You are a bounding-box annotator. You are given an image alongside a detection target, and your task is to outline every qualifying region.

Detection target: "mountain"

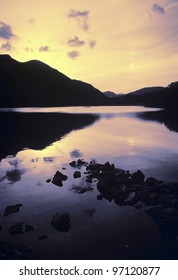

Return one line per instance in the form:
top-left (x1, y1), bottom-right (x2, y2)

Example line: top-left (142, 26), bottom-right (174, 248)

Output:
top-left (113, 83), bottom-right (178, 109)
top-left (126, 87), bottom-right (164, 96)
top-left (104, 91), bottom-right (125, 98)
top-left (104, 91), bottom-right (117, 98)
top-left (0, 55), bottom-right (107, 107)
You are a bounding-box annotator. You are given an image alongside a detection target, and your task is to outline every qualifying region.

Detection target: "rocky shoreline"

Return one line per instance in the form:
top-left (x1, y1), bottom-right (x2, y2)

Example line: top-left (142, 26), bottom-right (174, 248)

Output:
top-left (1, 159), bottom-right (178, 259)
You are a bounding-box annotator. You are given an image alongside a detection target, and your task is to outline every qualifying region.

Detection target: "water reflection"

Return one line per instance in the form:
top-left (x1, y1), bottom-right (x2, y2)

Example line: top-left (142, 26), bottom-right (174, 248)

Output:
top-left (1, 106), bottom-right (178, 260)
top-left (137, 109), bottom-right (178, 133)
top-left (70, 149), bottom-right (83, 158)
top-left (0, 112), bottom-right (99, 160)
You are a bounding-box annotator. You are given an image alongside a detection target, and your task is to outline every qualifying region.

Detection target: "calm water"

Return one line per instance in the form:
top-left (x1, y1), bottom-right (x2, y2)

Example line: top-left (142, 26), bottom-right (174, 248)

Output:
top-left (1, 106), bottom-right (178, 259)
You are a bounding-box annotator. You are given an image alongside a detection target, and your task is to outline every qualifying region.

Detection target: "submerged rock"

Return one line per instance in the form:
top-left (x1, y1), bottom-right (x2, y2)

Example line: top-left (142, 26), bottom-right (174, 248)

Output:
top-left (51, 212), bottom-right (71, 232)
top-left (145, 177), bottom-right (158, 185)
top-left (38, 235), bottom-right (48, 240)
top-left (0, 242), bottom-right (29, 259)
top-left (9, 222), bottom-right (34, 235)
top-left (9, 222), bottom-right (25, 235)
top-left (4, 204), bottom-right (23, 216)
top-left (73, 171), bottom-right (81, 178)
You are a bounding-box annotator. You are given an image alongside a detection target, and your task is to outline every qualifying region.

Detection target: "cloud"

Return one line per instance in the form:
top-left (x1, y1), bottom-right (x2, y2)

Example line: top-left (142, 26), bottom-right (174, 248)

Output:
top-left (25, 47), bottom-right (34, 52)
top-left (67, 36), bottom-right (85, 47)
top-left (67, 9), bottom-right (90, 31)
top-left (0, 22), bottom-right (15, 40)
top-left (28, 18), bottom-right (35, 24)
top-left (152, 3), bottom-right (165, 14)
top-left (89, 40), bottom-right (96, 48)
top-left (39, 46), bottom-right (50, 52)
top-left (67, 50), bottom-right (80, 59)
top-left (67, 10), bottom-right (90, 18)
top-left (1, 42), bottom-right (12, 51)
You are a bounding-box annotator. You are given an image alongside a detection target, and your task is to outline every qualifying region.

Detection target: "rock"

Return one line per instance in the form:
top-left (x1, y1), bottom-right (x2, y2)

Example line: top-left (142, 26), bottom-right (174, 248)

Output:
top-left (4, 204), bottom-right (23, 216)
top-left (100, 161), bottom-right (115, 172)
top-left (86, 163), bottom-right (101, 176)
top-left (69, 161), bottom-right (76, 167)
top-left (52, 178), bottom-right (63, 187)
top-left (163, 208), bottom-right (178, 216)
top-left (77, 159), bottom-right (86, 166)
top-left (86, 176), bottom-right (92, 183)
top-left (0, 242), bottom-right (29, 259)
top-left (54, 171), bottom-right (68, 181)
top-left (97, 194), bottom-right (103, 200)
top-left (123, 192), bottom-right (137, 206)
top-left (145, 177), bottom-right (158, 185)
top-left (157, 182), bottom-right (178, 194)
top-left (144, 205), bottom-right (164, 222)
top-left (149, 193), bottom-right (161, 206)
top-left (132, 170), bottom-right (145, 184)
top-left (97, 171), bottom-right (115, 190)
top-left (51, 212), bottom-right (71, 232)
top-left (135, 201), bottom-right (143, 209)
top-left (136, 189), bottom-right (150, 204)
top-left (18, 244), bottom-right (32, 252)
top-left (9, 222), bottom-right (25, 235)
top-left (9, 223), bottom-right (34, 235)
top-left (71, 185), bottom-right (94, 194)
top-left (115, 170), bottom-right (129, 186)
top-left (38, 235), bottom-right (48, 240)
top-left (73, 171), bottom-right (81, 178)
top-left (52, 171), bottom-right (68, 187)
top-left (161, 195), bottom-right (176, 208)
top-left (114, 190), bottom-right (128, 206)
top-left (46, 179), bottom-right (51, 183)
top-left (25, 225), bottom-right (34, 232)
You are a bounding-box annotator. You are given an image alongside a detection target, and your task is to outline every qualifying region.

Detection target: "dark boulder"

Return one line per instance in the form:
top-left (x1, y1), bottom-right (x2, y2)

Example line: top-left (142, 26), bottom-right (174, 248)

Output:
top-left (97, 194), bottom-right (103, 200)
top-left (114, 190), bottom-right (128, 206)
top-left (4, 204), bottom-right (23, 216)
top-left (73, 171), bottom-right (81, 178)
top-left (123, 191), bottom-right (137, 206)
top-left (9, 222), bottom-right (34, 235)
top-left (77, 159), bottom-right (86, 166)
top-left (145, 177), bottom-right (158, 185)
top-left (52, 171), bottom-right (68, 187)
top-left (38, 235), bottom-right (48, 240)
top-left (69, 161), bottom-right (76, 167)
top-left (132, 170), bottom-right (145, 184)
top-left (144, 205), bottom-right (164, 222)
top-left (51, 212), bottom-right (71, 232)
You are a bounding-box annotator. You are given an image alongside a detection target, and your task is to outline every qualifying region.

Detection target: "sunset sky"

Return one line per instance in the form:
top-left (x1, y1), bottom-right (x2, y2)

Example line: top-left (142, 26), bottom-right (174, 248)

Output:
top-left (0, 0), bottom-right (178, 93)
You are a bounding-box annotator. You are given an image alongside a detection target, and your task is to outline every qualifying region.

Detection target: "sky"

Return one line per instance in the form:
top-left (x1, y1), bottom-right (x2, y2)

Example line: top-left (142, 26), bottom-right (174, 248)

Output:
top-left (0, 0), bottom-right (178, 93)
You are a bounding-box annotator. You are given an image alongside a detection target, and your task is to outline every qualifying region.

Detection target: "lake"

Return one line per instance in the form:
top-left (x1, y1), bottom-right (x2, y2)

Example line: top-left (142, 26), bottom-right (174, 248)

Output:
top-left (1, 106), bottom-right (178, 259)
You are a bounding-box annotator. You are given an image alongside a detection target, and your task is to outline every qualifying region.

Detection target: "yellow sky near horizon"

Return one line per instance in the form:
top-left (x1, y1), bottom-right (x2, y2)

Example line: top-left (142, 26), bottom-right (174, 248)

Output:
top-left (0, 0), bottom-right (178, 93)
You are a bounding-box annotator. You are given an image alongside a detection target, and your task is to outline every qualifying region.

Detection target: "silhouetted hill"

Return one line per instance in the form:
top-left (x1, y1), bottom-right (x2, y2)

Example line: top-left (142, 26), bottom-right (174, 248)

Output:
top-left (0, 55), bottom-right (107, 107)
top-left (113, 83), bottom-right (178, 109)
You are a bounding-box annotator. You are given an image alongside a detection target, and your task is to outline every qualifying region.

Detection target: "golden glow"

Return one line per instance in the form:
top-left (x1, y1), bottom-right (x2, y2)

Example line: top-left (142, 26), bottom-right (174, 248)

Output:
top-left (0, 0), bottom-right (178, 92)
